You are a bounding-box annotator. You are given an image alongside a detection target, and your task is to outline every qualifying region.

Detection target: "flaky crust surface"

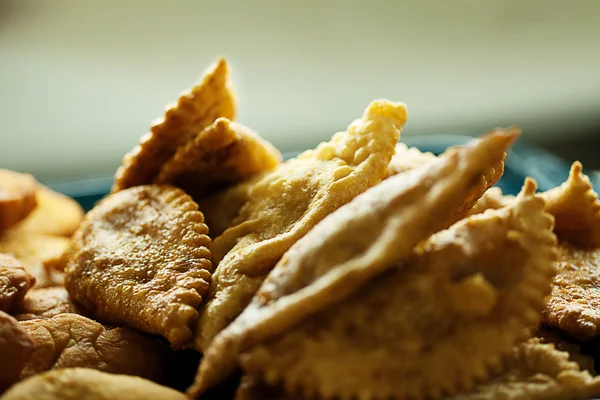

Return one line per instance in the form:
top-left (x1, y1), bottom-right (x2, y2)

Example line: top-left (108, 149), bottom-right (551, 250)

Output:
top-left (543, 245), bottom-right (600, 340)
top-left (0, 311), bottom-right (33, 391)
top-left (11, 186), bottom-right (83, 237)
top-left (189, 130), bottom-right (519, 396)
top-left (540, 162), bottom-right (600, 341)
top-left (1, 368), bottom-right (187, 400)
top-left (155, 117), bottom-right (281, 199)
top-left (239, 182), bottom-right (556, 400)
top-left (19, 313), bottom-right (168, 382)
top-left (13, 287), bottom-right (83, 321)
top-left (0, 170), bottom-right (37, 231)
top-left (192, 100), bottom-right (407, 353)
top-left (64, 185), bottom-right (212, 348)
top-left (112, 58), bottom-right (236, 192)
top-left (0, 231), bottom-right (70, 288)
top-left (448, 340), bottom-right (600, 400)
top-left (0, 253), bottom-right (35, 313)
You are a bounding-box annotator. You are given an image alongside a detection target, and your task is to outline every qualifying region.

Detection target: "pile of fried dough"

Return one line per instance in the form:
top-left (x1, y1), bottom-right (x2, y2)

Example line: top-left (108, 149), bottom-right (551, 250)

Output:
top-left (2, 58), bottom-right (600, 400)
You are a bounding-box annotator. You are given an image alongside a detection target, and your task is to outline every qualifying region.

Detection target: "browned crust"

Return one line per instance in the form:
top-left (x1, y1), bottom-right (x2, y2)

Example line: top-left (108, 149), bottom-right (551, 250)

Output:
top-left (189, 129), bottom-right (520, 397)
top-left (239, 181), bottom-right (556, 400)
top-left (155, 117), bottom-right (281, 199)
top-left (64, 185), bottom-right (212, 348)
top-left (0, 169), bottom-right (38, 231)
top-left (112, 58), bottom-right (236, 192)
top-left (0, 253), bottom-right (35, 313)
top-left (0, 311), bottom-right (34, 391)
top-left (542, 244), bottom-right (600, 340)
top-left (19, 314), bottom-right (169, 382)
top-left (13, 286), bottom-right (84, 321)
top-left (192, 100), bottom-right (407, 356)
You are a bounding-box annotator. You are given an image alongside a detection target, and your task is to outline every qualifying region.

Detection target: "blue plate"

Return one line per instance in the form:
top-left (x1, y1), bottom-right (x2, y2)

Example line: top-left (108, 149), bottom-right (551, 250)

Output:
top-left (48, 136), bottom-right (597, 211)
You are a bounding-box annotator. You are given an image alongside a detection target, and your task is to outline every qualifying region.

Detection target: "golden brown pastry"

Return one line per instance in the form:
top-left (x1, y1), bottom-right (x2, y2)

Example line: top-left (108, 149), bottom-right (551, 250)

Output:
top-left (190, 129), bottom-right (520, 396)
top-left (469, 187), bottom-right (514, 215)
top-left (155, 117), bottom-right (281, 200)
top-left (0, 231), bottom-right (69, 288)
top-left (530, 326), bottom-right (596, 374)
top-left (447, 340), bottom-right (600, 400)
top-left (196, 174), bottom-right (263, 239)
top-left (193, 99), bottom-right (407, 352)
top-left (19, 313), bottom-right (168, 382)
top-left (13, 287), bottom-right (83, 321)
top-left (0, 311), bottom-right (33, 391)
top-left (11, 186), bottom-right (84, 237)
top-left (542, 161), bottom-right (600, 248)
top-left (438, 129), bottom-right (512, 227)
top-left (1, 368), bottom-right (187, 400)
top-left (540, 162), bottom-right (600, 341)
top-left (387, 141), bottom-right (438, 176)
top-left (543, 244), bottom-right (600, 341)
top-left (0, 253), bottom-right (35, 313)
top-left (234, 374), bottom-right (297, 400)
top-left (237, 181), bottom-right (556, 400)
top-left (64, 185), bottom-right (212, 348)
top-left (112, 58), bottom-right (236, 192)
top-left (0, 170), bottom-right (37, 232)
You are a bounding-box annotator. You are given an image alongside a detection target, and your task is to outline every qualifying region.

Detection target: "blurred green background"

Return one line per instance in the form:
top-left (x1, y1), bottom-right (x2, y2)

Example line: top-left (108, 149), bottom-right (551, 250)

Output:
top-left (1, 0), bottom-right (599, 182)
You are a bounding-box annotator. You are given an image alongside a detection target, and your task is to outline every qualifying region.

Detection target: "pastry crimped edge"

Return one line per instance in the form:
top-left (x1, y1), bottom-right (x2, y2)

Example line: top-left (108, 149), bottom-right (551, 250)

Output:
top-left (112, 58), bottom-right (236, 192)
top-left (246, 179), bottom-right (557, 400)
top-left (65, 185), bottom-right (212, 348)
top-left (542, 161), bottom-right (600, 248)
top-left (187, 129), bottom-right (519, 398)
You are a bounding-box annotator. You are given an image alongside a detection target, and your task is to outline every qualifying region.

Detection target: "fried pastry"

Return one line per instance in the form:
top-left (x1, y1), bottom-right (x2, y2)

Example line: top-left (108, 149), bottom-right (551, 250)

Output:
top-left (0, 231), bottom-right (70, 287)
top-left (543, 244), bottom-right (600, 341)
top-left (447, 340), bottom-right (600, 400)
top-left (11, 186), bottom-right (84, 237)
top-left (0, 311), bottom-right (33, 391)
top-left (236, 181), bottom-right (556, 400)
top-left (0, 253), bottom-right (35, 313)
top-left (542, 161), bottom-right (600, 248)
top-left (235, 374), bottom-right (297, 400)
top-left (469, 187), bottom-right (514, 215)
top-left (19, 313), bottom-right (168, 382)
top-left (155, 117), bottom-right (281, 199)
top-left (540, 162), bottom-right (600, 341)
top-left (64, 185), bottom-right (212, 348)
top-left (530, 326), bottom-right (596, 374)
top-left (1, 368), bottom-right (187, 400)
top-left (112, 58), bottom-right (236, 192)
top-left (190, 129), bottom-right (519, 396)
top-left (439, 129), bottom-right (512, 227)
top-left (193, 99), bottom-right (407, 352)
top-left (13, 287), bottom-right (83, 321)
top-left (0, 169), bottom-right (37, 231)
top-left (196, 175), bottom-right (262, 239)
top-left (387, 142), bottom-right (438, 176)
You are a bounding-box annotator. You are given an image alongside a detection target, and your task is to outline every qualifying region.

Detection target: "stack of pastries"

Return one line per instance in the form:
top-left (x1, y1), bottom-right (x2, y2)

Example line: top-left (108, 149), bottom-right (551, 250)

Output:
top-left (1, 58), bottom-right (600, 400)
